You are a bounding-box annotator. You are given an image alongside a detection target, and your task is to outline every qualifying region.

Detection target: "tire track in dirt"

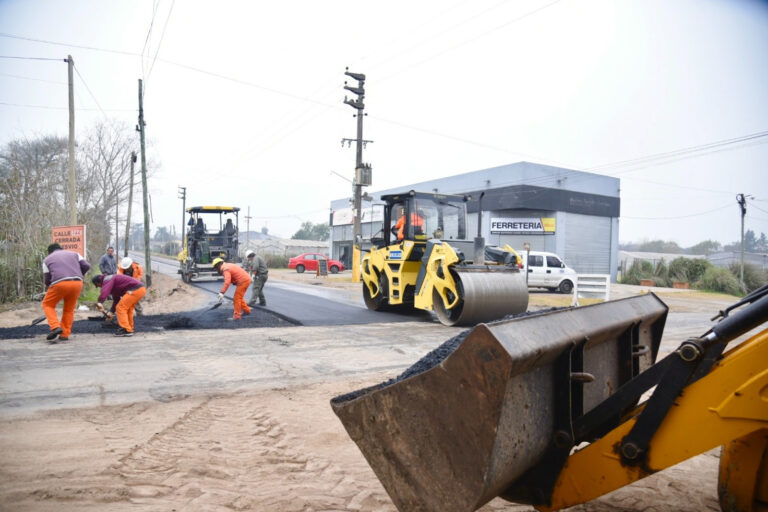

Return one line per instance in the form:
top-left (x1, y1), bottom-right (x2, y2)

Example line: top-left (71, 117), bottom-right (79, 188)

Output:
top-left (109, 394), bottom-right (395, 511)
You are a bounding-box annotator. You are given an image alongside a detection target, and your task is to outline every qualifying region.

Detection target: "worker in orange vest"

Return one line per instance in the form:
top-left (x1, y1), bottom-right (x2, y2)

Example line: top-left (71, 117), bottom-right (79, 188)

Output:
top-left (393, 205), bottom-right (425, 241)
top-left (117, 257), bottom-right (144, 282)
top-left (212, 257), bottom-right (252, 320)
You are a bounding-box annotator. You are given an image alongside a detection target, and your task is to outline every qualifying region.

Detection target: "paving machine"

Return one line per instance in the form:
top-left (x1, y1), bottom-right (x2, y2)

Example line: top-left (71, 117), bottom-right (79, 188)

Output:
top-left (332, 287), bottom-right (768, 511)
top-left (361, 191), bottom-right (528, 326)
top-left (177, 206), bottom-right (240, 282)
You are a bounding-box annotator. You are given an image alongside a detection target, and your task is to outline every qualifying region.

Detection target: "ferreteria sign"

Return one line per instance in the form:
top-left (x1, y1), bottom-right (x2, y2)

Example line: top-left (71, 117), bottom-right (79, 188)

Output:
top-left (51, 225), bottom-right (87, 257)
top-left (490, 217), bottom-right (556, 234)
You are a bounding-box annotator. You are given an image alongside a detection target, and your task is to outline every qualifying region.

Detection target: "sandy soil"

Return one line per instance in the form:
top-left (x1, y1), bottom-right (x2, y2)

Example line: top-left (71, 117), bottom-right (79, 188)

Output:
top-left (0, 272), bottom-right (743, 511)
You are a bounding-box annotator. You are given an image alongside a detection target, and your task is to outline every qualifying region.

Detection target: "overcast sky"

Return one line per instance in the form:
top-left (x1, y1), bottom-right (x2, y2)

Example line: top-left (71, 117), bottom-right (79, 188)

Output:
top-left (1, 0), bottom-right (766, 247)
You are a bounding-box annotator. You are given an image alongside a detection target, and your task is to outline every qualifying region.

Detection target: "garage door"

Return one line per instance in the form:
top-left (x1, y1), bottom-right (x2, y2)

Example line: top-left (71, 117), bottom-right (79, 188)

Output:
top-left (564, 213), bottom-right (611, 274)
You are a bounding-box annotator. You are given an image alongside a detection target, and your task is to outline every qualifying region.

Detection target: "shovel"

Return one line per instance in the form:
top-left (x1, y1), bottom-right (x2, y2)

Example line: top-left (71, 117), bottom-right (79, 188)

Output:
top-left (206, 301), bottom-right (223, 312)
top-left (30, 315), bottom-right (46, 326)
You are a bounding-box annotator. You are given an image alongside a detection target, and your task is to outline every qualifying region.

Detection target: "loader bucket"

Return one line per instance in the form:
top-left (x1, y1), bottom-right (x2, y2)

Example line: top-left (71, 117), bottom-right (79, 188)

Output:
top-left (331, 294), bottom-right (668, 512)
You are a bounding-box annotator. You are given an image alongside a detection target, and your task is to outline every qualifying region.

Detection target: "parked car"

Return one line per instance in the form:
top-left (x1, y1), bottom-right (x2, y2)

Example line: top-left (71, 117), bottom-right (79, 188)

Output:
top-left (520, 251), bottom-right (577, 293)
top-left (288, 253), bottom-right (345, 274)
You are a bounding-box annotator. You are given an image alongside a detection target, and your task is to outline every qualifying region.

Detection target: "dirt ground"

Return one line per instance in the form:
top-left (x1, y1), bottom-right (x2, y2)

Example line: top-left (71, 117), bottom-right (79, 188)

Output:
top-left (0, 272), bottom-right (745, 512)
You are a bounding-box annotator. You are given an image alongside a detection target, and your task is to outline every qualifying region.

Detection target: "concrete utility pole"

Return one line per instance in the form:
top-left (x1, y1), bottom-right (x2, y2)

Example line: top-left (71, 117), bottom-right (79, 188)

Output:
top-left (124, 152), bottom-right (136, 257)
top-left (138, 79), bottom-right (152, 286)
top-left (245, 206), bottom-right (252, 252)
top-left (66, 55), bottom-right (76, 225)
top-left (343, 68), bottom-right (372, 282)
top-left (178, 186), bottom-right (186, 252)
top-left (737, 193), bottom-right (747, 286)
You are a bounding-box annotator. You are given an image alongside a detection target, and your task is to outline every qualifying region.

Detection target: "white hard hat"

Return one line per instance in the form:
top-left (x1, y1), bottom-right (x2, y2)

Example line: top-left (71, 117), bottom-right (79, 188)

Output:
top-left (120, 257), bottom-right (133, 269)
top-left (245, 250), bottom-right (255, 258)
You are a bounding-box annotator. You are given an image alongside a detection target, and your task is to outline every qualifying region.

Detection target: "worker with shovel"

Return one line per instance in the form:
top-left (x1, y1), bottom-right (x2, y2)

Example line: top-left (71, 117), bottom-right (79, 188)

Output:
top-left (212, 257), bottom-right (251, 320)
top-left (41, 243), bottom-right (91, 342)
top-left (92, 273), bottom-right (146, 337)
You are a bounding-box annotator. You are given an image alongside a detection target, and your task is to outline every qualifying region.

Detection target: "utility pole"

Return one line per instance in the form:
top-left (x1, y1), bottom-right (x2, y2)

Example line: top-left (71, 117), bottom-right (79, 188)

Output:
top-left (115, 199), bottom-right (119, 255)
top-left (245, 206), bottom-right (252, 252)
top-left (66, 55), bottom-right (76, 225)
top-left (178, 186), bottom-right (186, 253)
top-left (737, 193), bottom-right (747, 287)
top-left (343, 68), bottom-right (372, 282)
top-left (138, 79), bottom-right (152, 286)
top-left (124, 152), bottom-right (136, 256)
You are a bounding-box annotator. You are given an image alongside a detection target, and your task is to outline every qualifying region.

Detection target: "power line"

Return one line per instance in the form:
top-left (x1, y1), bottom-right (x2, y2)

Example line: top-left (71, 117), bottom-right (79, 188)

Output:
top-left (73, 64), bottom-right (107, 117)
top-left (0, 71), bottom-right (65, 84)
top-left (586, 130), bottom-right (768, 173)
top-left (0, 101), bottom-right (134, 112)
top-left (0, 55), bottom-right (63, 61)
top-left (622, 202), bottom-right (732, 220)
top-left (146, 0), bottom-right (175, 80)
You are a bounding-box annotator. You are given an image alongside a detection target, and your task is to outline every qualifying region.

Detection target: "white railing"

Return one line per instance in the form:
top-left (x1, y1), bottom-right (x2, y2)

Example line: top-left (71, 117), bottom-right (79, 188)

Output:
top-left (572, 274), bottom-right (610, 306)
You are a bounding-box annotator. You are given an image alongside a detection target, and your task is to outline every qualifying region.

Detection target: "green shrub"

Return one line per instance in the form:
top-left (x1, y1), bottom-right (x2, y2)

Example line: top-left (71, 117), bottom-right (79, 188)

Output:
top-left (653, 259), bottom-right (670, 288)
top-left (695, 267), bottom-right (744, 296)
top-left (668, 257), bottom-right (711, 284)
top-left (621, 259), bottom-right (654, 285)
top-left (263, 253), bottom-right (289, 269)
top-left (729, 262), bottom-right (768, 293)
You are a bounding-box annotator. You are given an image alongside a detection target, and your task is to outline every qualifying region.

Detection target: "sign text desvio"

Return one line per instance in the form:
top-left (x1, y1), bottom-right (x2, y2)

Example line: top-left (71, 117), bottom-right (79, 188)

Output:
top-left (52, 225), bottom-right (87, 258)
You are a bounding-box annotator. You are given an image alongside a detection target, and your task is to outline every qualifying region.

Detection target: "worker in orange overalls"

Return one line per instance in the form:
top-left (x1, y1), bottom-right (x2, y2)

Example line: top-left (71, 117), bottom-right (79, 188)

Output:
top-left (41, 243), bottom-right (91, 342)
top-left (393, 205), bottom-right (425, 241)
top-left (117, 256), bottom-right (144, 282)
top-left (213, 257), bottom-right (252, 320)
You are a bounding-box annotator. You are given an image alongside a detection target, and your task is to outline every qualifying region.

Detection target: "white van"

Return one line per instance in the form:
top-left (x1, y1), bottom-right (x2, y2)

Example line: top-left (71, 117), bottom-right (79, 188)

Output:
top-left (520, 251), bottom-right (577, 294)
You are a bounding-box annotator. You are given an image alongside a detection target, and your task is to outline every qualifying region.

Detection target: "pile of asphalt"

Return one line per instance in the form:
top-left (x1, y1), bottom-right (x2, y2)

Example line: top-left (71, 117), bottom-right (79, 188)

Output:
top-left (331, 307), bottom-right (566, 406)
top-left (0, 305), bottom-right (298, 340)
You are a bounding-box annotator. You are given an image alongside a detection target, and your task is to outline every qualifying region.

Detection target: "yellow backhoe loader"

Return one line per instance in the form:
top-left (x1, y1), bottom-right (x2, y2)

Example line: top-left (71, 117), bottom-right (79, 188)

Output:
top-left (332, 287), bottom-right (768, 511)
top-left (361, 191), bottom-right (528, 326)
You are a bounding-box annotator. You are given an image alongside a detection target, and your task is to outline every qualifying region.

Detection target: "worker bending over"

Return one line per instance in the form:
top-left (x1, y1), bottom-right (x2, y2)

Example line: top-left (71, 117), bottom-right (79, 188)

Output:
top-left (93, 273), bottom-right (146, 337)
top-left (213, 257), bottom-right (251, 320)
top-left (243, 250), bottom-right (268, 307)
top-left (41, 243), bottom-right (91, 342)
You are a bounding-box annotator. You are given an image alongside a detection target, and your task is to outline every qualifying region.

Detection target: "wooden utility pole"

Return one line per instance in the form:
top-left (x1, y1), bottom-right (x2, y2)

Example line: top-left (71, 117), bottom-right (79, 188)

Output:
top-left (67, 55), bottom-right (76, 225)
top-left (115, 199), bottom-right (119, 255)
top-left (138, 80), bottom-right (152, 286)
top-left (124, 152), bottom-right (136, 257)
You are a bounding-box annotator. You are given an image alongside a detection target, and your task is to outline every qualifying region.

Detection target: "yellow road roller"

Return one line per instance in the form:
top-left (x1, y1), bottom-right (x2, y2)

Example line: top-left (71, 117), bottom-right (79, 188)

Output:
top-left (361, 191), bottom-right (528, 326)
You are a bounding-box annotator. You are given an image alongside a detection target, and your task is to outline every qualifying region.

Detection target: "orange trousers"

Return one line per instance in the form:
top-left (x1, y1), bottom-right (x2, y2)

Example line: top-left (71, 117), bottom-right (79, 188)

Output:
top-left (233, 278), bottom-right (251, 319)
top-left (116, 287), bottom-right (146, 333)
top-left (42, 280), bottom-right (83, 337)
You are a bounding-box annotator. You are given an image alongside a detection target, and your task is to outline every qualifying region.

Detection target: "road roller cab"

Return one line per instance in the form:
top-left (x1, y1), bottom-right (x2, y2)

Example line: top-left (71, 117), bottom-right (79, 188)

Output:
top-left (361, 191), bottom-right (529, 326)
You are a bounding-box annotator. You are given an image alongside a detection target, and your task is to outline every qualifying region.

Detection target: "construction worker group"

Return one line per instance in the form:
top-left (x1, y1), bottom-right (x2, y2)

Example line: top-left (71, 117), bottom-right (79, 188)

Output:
top-left (41, 244), bottom-right (146, 342)
top-left (41, 244), bottom-right (268, 340)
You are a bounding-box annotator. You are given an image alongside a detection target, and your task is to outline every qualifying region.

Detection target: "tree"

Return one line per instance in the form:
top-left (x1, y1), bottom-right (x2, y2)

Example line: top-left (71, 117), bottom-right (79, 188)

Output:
top-left (637, 240), bottom-right (682, 253)
top-left (292, 221), bottom-right (329, 241)
top-left (686, 240), bottom-right (721, 255)
top-left (0, 120), bottom-right (146, 302)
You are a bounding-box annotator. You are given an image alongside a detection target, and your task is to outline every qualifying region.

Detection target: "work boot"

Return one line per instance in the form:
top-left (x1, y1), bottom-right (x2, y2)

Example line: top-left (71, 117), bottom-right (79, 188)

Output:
top-left (46, 327), bottom-right (62, 341)
top-left (259, 301), bottom-right (267, 306)
top-left (114, 328), bottom-right (133, 337)
top-left (58, 336), bottom-right (69, 341)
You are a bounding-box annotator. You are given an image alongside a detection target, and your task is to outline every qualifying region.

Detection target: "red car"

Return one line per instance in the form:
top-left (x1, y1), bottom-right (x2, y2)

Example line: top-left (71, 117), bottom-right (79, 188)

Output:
top-left (288, 253), bottom-right (345, 274)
